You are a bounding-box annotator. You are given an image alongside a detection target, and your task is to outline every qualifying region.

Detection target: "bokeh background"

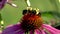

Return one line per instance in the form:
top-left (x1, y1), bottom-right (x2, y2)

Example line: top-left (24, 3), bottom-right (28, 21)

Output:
top-left (0, 0), bottom-right (60, 28)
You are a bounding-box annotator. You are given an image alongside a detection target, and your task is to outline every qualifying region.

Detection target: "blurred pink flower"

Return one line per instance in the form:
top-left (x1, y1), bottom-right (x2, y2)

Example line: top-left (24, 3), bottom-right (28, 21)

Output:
top-left (0, 0), bottom-right (7, 9)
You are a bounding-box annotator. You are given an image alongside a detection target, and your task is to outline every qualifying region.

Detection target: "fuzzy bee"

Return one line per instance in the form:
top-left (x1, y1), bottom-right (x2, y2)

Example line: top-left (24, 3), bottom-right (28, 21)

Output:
top-left (22, 8), bottom-right (41, 16)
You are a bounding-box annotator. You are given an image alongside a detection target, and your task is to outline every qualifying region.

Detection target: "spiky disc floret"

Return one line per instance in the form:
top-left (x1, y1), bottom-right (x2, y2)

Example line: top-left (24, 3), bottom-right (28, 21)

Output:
top-left (21, 13), bottom-right (43, 31)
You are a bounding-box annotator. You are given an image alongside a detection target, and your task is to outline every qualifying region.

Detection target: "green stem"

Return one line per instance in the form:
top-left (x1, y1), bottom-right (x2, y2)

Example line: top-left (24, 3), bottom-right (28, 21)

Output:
top-left (0, 14), bottom-right (4, 31)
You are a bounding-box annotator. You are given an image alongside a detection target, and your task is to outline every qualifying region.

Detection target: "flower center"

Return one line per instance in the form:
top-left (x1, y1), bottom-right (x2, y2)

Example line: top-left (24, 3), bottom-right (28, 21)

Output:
top-left (21, 14), bottom-right (43, 31)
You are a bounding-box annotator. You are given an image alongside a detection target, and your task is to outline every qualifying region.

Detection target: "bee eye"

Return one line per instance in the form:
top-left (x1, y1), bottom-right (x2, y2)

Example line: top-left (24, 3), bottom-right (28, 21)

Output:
top-left (22, 9), bottom-right (27, 15)
top-left (31, 10), bottom-right (36, 15)
top-left (0, 0), bottom-right (2, 2)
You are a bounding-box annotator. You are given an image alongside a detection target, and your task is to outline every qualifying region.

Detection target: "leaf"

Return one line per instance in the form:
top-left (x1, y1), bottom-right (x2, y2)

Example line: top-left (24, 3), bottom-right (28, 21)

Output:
top-left (41, 11), bottom-right (60, 26)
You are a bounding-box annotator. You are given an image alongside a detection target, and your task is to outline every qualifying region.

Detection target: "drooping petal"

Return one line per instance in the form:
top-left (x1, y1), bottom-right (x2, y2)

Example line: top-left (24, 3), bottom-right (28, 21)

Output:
top-left (42, 24), bottom-right (60, 34)
top-left (2, 24), bottom-right (25, 34)
top-left (41, 30), bottom-right (46, 34)
top-left (35, 29), bottom-right (46, 34)
top-left (0, 0), bottom-right (7, 9)
top-left (35, 29), bottom-right (42, 34)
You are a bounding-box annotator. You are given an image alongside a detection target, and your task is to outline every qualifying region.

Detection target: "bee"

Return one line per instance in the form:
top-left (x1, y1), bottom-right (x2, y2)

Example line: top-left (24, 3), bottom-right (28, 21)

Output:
top-left (22, 8), bottom-right (41, 16)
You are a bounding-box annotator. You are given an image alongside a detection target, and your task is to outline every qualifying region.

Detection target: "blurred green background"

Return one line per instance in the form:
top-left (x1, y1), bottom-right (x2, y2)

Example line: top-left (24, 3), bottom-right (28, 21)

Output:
top-left (0, 0), bottom-right (60, 28)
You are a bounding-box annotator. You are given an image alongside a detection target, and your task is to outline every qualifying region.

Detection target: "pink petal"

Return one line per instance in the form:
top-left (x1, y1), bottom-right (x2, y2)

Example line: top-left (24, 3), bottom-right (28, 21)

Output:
top-left (35, 29), bottom-right (46, 34)
top-left (2, 24), bottom-right (25, 34)
top-left (42, 24), bottom-right (60, 34)
top-left (41, 30), bottom-right (46, 34)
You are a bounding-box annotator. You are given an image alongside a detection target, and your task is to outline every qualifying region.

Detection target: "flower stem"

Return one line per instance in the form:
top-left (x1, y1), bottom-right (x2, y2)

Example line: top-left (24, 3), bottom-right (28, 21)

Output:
top-left (0, 14), bottom-right (4, 31)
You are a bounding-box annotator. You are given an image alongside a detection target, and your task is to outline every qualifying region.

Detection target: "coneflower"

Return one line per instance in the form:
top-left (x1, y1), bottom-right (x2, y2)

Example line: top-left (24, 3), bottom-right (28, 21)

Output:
top-left (2, 9), bottom-right (60, 34)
